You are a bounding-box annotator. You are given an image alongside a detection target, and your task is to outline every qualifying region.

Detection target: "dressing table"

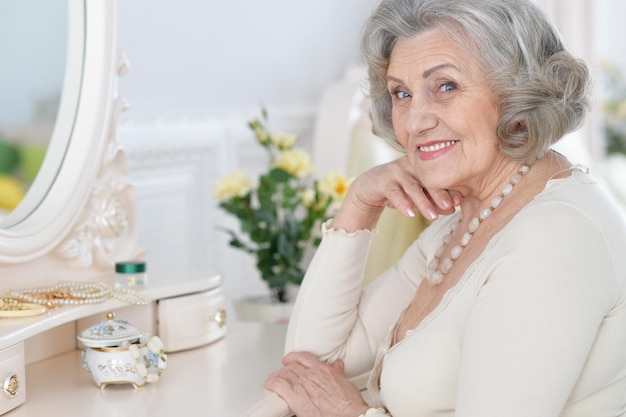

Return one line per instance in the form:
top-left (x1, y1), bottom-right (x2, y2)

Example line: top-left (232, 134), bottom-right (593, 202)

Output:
top-left (9, 304), bottom-right (288, 417)
top-left (0, 1), bottom-right (283, 415)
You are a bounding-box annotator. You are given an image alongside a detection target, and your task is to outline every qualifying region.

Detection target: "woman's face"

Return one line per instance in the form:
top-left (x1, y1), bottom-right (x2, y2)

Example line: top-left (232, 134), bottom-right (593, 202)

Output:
top-left (387, 29), bottom-right (508, 196)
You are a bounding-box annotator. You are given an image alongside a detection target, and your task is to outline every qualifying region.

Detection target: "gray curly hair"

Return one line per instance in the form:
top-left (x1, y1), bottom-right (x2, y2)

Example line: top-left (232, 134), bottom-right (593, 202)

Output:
top-left (361, 0), bottom-right (591, 160)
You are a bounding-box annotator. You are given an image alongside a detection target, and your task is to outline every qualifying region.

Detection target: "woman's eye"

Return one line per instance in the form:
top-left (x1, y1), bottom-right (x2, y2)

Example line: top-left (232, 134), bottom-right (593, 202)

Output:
top-left (439, 82), bottom-right (457, 92)
top-left (394, 91), bottom-right (411, 99)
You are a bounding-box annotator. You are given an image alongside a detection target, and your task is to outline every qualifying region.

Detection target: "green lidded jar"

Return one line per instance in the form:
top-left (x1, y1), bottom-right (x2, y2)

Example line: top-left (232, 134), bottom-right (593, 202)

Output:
top-left (115, 261), bottom-right (147, 288)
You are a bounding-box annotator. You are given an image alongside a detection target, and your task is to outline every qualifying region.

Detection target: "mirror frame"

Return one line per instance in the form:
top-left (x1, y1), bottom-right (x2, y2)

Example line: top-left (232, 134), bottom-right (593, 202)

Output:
top-left (0, 0), bottom-right (139, 279)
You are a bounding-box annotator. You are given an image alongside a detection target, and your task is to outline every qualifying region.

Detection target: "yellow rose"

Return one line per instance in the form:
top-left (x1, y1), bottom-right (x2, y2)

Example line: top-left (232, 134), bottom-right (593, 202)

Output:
top-left (318, 171), bottom-right (350, 202)
top-left (271, 133), bottom-right (297, 150)
top-left (248, 120), bottom-right (270, 145)
top-left (213, 170), bottom-right (252, 202)
top-left (299, 189), bottom-right (316, 208)
top-left (275, 149), bottom-right (313, 178)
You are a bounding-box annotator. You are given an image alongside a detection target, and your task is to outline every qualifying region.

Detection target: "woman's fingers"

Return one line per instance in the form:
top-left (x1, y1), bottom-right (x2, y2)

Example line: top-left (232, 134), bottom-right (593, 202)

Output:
top-left (281, 351), bottom-right (323, 367)
top-left (332, 156), bottom-right (462, 231)
top-left (351, 157), bottom-right (461, 220)
top-left (264, 352), bottom-right (370, 417)
top-left (386, 177), bottom-right (438, 220)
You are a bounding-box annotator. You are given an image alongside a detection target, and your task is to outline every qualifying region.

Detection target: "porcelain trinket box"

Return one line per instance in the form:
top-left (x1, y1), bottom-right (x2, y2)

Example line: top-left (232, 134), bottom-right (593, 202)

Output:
top-left (78, 312), bottom-right (167, 388)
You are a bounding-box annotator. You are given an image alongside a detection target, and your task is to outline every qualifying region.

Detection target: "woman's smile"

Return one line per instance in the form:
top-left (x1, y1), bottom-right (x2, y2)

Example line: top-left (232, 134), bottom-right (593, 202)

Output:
top-left (417, 140), bottom-right (459, 160)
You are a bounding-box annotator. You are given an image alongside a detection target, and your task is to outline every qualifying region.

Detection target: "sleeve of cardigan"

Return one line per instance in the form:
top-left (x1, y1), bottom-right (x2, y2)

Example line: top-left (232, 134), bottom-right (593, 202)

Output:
top-left (454, 202), bottom-right (619, 417)
top-left (284, 221), bottom-right (428, 378)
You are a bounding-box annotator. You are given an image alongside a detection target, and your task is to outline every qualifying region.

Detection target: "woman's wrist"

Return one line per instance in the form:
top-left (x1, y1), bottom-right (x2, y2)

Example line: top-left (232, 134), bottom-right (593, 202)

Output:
top-left (331, 198), bottom-right (383, 232)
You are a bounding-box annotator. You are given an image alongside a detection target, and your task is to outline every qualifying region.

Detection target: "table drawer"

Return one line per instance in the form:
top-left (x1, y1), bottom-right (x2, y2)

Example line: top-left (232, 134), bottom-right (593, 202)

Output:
top-left (157, 287), bottom-right (227, 352)
top-left (0, 342), bottom-right (25, 415)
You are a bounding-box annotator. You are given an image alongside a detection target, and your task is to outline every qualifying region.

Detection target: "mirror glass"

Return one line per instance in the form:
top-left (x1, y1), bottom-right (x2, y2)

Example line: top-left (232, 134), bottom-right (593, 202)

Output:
top-left (0, 0), bottom-right (83, 227)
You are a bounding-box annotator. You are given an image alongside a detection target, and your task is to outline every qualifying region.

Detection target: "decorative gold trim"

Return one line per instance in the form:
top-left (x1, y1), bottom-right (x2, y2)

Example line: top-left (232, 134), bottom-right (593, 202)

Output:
top-left (90, 342), bottom-right (146, 353)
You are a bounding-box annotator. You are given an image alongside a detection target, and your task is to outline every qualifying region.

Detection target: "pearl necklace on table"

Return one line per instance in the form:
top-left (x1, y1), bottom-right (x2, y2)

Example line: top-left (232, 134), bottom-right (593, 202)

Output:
top-left (7, 281), bottom-right (149, 308)
top-left (425, 152), bottom-right (544, 286)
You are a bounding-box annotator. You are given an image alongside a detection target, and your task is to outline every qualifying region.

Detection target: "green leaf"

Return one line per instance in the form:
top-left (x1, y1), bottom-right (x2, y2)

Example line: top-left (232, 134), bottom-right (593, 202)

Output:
top-left (282, 186), bottom-right (296, 199)
top-left (277, 233), bottom-right (295, 258)
top-left (269, 168), bottom-right (290, 183)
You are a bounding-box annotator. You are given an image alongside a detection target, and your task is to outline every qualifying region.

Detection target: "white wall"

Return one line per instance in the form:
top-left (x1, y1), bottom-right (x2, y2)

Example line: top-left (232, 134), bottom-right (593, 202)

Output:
top-left (116, 0), bottom-right (379, 121)
top-left (116, 1), bottom-right (380, 299)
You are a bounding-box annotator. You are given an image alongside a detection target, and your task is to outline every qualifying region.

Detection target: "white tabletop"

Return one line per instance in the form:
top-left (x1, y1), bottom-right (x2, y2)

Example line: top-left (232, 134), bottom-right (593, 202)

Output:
top-left (13, 318), bottom-right (287, 417)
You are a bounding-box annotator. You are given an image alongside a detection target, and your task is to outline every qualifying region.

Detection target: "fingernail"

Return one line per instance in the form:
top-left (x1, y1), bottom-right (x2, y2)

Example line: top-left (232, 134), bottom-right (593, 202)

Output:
top-left (441, 199), bottom-right (450, 209)
top-left (427, 209), bottom-right (437, 220)
top-left (453, 195), bottom-right (461, 206)
top-left (406, 208), bottom-right (416, 218)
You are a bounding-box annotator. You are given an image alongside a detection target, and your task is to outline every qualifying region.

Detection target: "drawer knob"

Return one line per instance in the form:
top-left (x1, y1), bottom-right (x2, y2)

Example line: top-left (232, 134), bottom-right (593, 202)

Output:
top-left (3, 372), bottom-right (19, 399)
top-left (214, 309), bottom-right (227, 328)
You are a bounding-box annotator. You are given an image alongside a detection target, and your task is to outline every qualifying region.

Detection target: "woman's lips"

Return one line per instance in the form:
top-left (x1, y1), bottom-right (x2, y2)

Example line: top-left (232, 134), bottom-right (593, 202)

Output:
top-left (417, 140), bottom-right (459, 160)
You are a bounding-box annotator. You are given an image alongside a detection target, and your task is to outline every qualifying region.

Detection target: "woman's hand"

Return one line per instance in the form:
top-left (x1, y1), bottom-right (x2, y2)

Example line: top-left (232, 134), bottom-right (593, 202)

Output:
top-left (264, 351), bottom-right (369, 417)
top-left (333, 156), bottom-right (460, 231)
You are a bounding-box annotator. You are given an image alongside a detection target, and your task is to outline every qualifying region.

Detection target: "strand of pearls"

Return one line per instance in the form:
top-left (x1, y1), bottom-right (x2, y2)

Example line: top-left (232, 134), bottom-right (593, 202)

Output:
top-left (425, 153), bottom-right (544, 286)
top-left (110, 286), bottom-right (151, 306)
top-left (7, 281), bottom-right (149, 308)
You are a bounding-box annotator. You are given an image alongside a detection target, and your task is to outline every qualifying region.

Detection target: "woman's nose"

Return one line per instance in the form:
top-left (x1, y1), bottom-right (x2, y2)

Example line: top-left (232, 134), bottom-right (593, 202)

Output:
top-left (405, 96), bottom-right (437, 136)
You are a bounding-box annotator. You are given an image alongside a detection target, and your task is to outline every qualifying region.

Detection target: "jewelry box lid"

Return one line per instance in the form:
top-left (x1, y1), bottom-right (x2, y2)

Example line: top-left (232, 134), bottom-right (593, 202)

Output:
top-left (77, 312), bottom-right (143, 348)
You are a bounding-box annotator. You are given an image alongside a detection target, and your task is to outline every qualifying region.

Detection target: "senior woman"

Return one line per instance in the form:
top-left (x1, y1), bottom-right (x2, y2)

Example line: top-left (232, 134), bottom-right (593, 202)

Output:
top-left (263, 0), bottom-right (626, 416)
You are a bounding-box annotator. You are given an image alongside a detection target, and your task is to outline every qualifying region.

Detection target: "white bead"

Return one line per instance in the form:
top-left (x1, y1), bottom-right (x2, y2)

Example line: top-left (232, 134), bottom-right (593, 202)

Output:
top-left (460, 232), bottom-right (472, 247)
top-left (479, 208), bottom-right (492, 220)
top-left (451, 245), bottom-right (463, 260)
top-left (502, 183), bottom-right (513, 196)
top-left (468, 218), bottom-right (480, 233)
top-left (519, 164), bottom-right (529, 175)
top-left (441, 258), bottom-right (453, 274)
top-left (511, 173), bottom-right (522, 184)
top-left (491, 195), bottom-right (503, 209)
top-left (429, 271), bottom-right (443, 285)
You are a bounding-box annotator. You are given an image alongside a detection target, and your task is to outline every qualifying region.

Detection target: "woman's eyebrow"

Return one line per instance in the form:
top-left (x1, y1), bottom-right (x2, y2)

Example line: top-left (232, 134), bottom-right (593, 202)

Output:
top-left (387, 63), bottom-right (458, 85)
top-left (422, 63), bottom-right (457, 79)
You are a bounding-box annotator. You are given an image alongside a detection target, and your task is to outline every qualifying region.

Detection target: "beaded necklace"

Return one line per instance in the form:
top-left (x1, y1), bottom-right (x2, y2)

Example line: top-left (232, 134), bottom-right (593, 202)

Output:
top-left (425, 153), bottom-right (543, 286)
top-left (7, 281), bottom-right (149, 308)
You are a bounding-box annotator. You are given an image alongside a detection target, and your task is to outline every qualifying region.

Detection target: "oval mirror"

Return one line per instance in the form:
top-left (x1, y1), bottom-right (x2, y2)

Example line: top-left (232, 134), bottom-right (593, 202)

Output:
top-left (0, 0), bottom-right (71, 223)
top-left (0, 0), bottom-right (121, 262)
top-left (0, 0), bottom-right (80, 228)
